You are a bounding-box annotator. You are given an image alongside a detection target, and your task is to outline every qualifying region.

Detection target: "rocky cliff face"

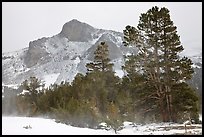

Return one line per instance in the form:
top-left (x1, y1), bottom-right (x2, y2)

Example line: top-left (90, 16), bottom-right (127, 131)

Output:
top-left (24, 37), bottom-right (50, 68)
top-left (59, 19), bottom-right (96, 42)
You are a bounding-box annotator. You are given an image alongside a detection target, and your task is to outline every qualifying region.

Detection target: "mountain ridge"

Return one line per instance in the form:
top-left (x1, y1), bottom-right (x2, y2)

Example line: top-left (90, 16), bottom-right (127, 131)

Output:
top-left (2, 19), bottom-right (137, 86)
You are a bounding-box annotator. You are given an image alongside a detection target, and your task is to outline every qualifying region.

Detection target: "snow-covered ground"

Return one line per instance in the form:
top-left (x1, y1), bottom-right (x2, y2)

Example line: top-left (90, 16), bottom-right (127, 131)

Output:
top-left (2, 116), bottom-right (202, 135)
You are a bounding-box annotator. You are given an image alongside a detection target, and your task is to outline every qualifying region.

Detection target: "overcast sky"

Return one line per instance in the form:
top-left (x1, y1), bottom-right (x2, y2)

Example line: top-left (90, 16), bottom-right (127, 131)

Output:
top-left (2, 2), bottom-right (202, 56)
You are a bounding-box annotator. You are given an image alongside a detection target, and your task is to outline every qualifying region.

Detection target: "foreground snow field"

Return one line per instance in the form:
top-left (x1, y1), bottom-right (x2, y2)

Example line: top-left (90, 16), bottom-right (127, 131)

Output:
top-left (2, 116), bottom-right (202, 135)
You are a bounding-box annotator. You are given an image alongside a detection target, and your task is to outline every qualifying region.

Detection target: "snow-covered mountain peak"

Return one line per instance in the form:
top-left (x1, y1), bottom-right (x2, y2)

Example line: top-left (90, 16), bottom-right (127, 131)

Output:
top-left (2, 19), bottom-right (133, 87)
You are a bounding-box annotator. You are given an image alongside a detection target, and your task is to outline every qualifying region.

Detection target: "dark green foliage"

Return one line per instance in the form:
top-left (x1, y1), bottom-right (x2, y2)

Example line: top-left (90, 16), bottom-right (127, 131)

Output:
top-left (22, 76), bottom-right (44, 105)
top-left (123, 25), bottom-right (142, 47)
top-left (17, 76), bottom-right (45, 116)
top-left (120, 69), bottom-right (160, 123)
top-left (86, 41), bottom-right (113, 72)
top-left (122, 6), bottom-right (199, 122)
top-left (171, 83), bottom-right (199, 123)
top-left (105, 102), bottom-right (123, 134)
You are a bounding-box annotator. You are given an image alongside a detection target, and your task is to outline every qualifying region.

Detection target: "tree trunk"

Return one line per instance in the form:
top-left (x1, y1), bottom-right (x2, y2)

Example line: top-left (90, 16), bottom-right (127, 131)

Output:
top-left (168, 91), bottom-right (173, 122)
top-left (160, 98), bottom-right (167, 122)
top-left (114, 129), bottom-right (117, 134)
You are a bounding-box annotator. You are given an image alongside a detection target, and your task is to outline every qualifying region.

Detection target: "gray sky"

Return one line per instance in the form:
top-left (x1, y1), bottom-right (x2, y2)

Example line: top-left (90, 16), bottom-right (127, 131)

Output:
top-left (2, 2), bottom-right (202, 56)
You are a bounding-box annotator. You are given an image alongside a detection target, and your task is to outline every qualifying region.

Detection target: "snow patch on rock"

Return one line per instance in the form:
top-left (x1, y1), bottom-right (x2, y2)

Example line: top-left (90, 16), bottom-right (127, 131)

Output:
top-left (43, 73), bottom-right (60, 88)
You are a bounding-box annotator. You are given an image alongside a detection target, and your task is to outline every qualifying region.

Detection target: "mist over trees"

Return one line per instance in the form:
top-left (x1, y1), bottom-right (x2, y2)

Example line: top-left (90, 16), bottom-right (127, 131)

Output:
top-left (2, 6), bottom-right (200, 131)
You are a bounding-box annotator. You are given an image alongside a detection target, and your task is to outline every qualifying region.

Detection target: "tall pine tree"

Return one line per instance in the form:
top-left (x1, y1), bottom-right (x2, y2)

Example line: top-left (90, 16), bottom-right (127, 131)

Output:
top-left (86, 41), bottom-right (123, 128)
top-left (86, 41), bottom-right (113, 72)
top-left (123, 6), bottom-right (198, 122)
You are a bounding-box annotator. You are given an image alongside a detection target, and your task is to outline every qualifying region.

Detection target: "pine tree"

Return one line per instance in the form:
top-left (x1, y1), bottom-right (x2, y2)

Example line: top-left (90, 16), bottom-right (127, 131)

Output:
top-left (105, 101), bottom-right (123, 134)
top-left (21, 76), bottom-right (45, 116)
top-left (85, 41), bottom-right (123, 127)
top-left (171, 82), bottom-right (199, 123)
top-left (86, 41), bottom-right (113, 72)
top-left (123, 6), bottom-right (198, 122)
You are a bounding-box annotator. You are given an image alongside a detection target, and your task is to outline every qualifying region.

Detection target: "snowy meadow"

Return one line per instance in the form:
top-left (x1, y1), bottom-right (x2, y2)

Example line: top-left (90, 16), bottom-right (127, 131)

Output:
top-left (2, 116), bottom-right (202, 135)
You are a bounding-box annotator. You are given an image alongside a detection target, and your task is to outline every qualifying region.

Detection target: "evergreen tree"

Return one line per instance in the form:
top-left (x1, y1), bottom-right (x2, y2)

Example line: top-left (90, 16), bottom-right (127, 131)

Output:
top-left (123, 6), bottom-right (198, 122)
top-left (105, 101), bottom-right (123, 134)
top-left (86, 41), bottom-right (113, 72)
top-left (171, 82), bottom-right (199, 123)
top-left (21, 76), bottom-right (45, 116)
top-left (85, 41), bottom-right (124, 127)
